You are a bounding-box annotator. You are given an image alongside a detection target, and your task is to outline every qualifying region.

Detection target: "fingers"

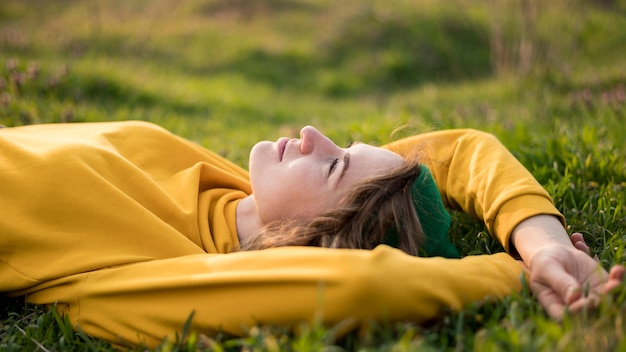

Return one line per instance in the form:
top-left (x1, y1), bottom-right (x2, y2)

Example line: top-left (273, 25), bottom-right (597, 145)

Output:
top-left (570, 233), bottom-right (590, 255)
top-left (604, 265), bottom-right (626, 294)
top-left (566, 294), bottom-right (602, 315)
top-left (570, 232), bottom-right (600, 262)
top-left (570, 232), bottom-right (585, 245)
top-left (529, 275), bottom-right (568, 319)
top-left (533, 282), bottom-right (587, 319)
top-left (534, 287), bottom-right (566, 319)
top-left (565, 285), bottom-right (585, 305)
top-left (561, 265), bottom-right (624, 317)
top-left (610, 265), bottom-right (625, 281)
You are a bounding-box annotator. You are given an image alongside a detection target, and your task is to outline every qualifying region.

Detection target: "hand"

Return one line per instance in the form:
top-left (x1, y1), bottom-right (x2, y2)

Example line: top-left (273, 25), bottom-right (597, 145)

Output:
top-left (528, 233), bottom-right (624, 319)
top-left (511, 215), bottom-right (624, 319)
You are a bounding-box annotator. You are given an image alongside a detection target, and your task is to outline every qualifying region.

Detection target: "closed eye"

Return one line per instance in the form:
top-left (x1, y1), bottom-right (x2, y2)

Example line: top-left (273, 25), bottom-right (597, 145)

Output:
top-left (329, 158), bottom-right (339, 176)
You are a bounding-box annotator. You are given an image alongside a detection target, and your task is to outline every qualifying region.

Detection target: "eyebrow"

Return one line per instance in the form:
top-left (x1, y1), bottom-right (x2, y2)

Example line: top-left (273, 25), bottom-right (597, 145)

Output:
top-left (337, 141), bottom-right (359, 184)
top-left (338, 152), bottom-right (350, 183)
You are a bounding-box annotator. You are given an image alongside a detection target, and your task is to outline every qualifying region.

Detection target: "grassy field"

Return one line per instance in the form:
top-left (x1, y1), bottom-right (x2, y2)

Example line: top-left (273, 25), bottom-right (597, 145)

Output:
top-left (1, 0), bottom-right (626, 350)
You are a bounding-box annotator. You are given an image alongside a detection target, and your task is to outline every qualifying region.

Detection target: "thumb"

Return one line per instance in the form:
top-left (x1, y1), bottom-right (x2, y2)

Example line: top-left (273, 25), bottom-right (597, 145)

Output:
top-left (565, 285), bottom-right (583, 304)
top-left (532, 258), bottom-right (581, 305)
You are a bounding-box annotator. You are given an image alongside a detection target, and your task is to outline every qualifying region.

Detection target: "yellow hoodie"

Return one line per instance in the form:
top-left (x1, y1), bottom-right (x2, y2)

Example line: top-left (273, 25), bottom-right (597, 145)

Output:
top-left (0, 121), bottom-right (563, 347)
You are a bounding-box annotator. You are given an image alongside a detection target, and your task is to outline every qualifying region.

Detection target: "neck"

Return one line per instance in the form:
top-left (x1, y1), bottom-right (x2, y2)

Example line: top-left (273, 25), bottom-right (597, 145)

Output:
top-left (235, 195), bottom-right (263, 244)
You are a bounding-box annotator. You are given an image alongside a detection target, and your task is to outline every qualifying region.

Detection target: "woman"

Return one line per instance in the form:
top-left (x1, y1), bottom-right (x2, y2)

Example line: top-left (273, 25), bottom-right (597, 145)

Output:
top-left (0, 120), bottom-right (622, 347)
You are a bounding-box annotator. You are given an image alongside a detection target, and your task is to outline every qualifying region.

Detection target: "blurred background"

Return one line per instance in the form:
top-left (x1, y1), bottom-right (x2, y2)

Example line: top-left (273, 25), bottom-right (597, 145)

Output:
top-left (1, 0), bottom-right (625, 165)
top-left (2, 2), bottom-right (626, 349)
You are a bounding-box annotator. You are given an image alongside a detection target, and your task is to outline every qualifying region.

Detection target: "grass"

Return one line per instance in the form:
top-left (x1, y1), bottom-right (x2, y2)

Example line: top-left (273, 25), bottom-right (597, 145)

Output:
top-left (1, 0), bottom-right (626, 350)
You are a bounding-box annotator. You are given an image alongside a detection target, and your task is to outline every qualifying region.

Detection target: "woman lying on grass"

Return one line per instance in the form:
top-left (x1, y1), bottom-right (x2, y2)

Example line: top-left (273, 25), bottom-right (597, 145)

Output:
top-left (0, 121), bottom-right (623, 348)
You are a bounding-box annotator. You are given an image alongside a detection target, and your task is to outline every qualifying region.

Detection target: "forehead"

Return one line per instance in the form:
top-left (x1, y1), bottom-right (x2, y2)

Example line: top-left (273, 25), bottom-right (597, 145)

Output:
top-left (343, 144), bottom-right (405, 182)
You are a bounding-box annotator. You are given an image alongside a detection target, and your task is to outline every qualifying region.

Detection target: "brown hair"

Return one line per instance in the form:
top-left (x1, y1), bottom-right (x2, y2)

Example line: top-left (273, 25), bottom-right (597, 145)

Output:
top-left (239, 160), bottom-right (424, 256)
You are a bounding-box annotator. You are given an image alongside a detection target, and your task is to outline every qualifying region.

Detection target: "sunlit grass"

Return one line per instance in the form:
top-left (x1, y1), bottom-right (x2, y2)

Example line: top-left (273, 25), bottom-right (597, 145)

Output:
top-left (1, 0), bottom-right (625, 350)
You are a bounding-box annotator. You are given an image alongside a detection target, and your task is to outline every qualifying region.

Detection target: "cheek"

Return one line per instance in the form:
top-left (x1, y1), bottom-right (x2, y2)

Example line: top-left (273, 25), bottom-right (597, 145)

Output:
top-left (253, 166), bottom-right (330, 223)
top-left (255, 188), bottom-right (316, 224)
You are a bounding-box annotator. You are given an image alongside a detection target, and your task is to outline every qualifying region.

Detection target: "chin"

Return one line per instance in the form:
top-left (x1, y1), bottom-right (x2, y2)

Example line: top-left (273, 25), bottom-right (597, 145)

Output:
top-left (249, 141), bottom-right (271, 165)
top-left (248, 141), bottom-right (273, 186)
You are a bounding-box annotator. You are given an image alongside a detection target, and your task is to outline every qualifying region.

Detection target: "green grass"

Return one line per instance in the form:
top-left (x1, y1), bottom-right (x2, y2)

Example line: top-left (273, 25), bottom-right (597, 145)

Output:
top-left (1, 0), bottom-right (626, 350)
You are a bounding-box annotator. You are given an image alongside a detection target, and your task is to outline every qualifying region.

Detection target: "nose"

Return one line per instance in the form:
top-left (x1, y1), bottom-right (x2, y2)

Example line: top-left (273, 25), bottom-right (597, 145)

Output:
top-left (299, 126), bottom-right (338, 155)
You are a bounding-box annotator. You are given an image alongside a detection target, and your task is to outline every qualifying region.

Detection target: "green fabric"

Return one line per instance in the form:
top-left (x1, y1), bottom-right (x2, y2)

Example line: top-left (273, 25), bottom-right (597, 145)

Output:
top-left (383, 164), bottom-right (459, 258)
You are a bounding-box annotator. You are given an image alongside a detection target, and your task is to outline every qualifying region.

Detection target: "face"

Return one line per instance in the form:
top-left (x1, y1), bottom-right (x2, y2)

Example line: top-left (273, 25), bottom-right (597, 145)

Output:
top-left (249, 126), bottom-right (405, 224)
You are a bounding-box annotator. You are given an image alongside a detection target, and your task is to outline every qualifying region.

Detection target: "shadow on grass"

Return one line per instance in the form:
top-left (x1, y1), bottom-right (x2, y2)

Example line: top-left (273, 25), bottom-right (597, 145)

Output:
top-left (206, 9), bottom-right (492, 97)
top-left (197, 0), bottom-right (321, 21)
top-left (57, 73), bottom-right (211, 117)
top-left (50, 2), bottom-right (493, 99)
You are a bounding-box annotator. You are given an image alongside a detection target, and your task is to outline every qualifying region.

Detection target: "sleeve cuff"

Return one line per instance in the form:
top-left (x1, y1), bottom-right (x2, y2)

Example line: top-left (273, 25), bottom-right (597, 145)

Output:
top-left (491, 195), bottom-right (566, 253)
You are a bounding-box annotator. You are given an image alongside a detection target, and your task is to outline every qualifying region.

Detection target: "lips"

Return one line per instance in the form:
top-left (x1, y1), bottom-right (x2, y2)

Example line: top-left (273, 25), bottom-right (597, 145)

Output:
top-left (277, 137), bottom-right (289, 162)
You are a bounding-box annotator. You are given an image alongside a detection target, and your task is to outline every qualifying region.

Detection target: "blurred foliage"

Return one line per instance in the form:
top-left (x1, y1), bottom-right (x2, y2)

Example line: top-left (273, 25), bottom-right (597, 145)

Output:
top-left (1, 0), bottom-right (625, 351)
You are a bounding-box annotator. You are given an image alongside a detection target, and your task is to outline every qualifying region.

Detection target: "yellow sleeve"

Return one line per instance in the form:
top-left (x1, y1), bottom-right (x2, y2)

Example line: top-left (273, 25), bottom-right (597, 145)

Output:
top-left (22, 246), bottom-right (523, 348)
top-left (385, 129), bottom-right (565, 252)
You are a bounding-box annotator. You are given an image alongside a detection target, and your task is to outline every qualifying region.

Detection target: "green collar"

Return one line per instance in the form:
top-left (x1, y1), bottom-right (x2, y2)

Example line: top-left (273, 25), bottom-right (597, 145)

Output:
top-left (383, 164), bottom-right (459, 258)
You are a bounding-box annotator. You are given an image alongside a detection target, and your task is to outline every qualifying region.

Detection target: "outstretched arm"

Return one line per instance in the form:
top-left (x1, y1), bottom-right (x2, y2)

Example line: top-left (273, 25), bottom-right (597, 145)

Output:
top-left (386, 129), bottom-right (623, 318)
top-left (22, 246), bottom-right (523, 348)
